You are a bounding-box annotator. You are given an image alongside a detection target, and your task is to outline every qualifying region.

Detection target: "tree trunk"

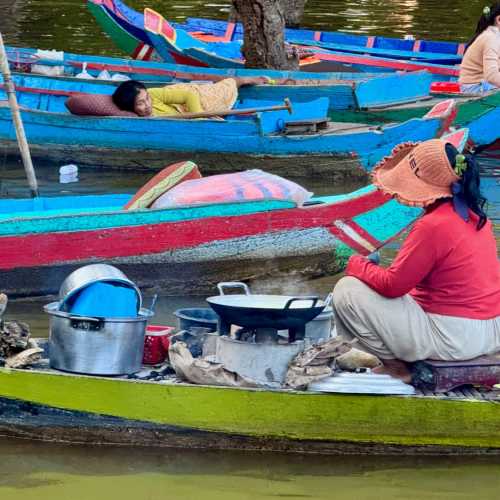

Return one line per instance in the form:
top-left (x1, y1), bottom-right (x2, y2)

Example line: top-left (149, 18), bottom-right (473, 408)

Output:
top-left (281, 0), bottom-right (307, 28)
top-left (232, 0), bottom-right (298, 70)
top-left (229, 0), bottom-right (307, 28)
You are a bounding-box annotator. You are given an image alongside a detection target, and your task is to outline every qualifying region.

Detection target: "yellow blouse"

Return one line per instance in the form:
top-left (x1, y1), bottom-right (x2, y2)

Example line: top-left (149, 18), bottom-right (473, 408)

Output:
top-left (147, 86), bottom-right (204, 116)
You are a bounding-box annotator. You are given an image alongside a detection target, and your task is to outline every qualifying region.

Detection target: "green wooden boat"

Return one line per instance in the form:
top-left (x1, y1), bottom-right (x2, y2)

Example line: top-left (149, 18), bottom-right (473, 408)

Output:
top-left (335, 91), bottom-right (500, 150)
top-left (0, 352), bottom-right (499, 454)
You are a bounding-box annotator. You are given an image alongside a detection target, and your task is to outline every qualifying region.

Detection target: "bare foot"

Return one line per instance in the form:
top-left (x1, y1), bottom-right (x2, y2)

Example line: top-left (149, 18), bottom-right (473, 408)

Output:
top-left (372, 359), bottom-right (412, 384)
top-left (236, 76), bottom-right (272, 87)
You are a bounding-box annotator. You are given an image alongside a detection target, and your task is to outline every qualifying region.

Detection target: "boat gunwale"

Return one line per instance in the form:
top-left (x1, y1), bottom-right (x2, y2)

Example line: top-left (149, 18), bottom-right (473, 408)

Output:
top-left (1, 363), bottom-right (498, 403)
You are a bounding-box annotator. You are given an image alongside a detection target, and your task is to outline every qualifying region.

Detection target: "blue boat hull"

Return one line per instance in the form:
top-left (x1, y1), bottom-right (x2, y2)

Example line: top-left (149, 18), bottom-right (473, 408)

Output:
top-left (0, 104), bottom-right (446, 176)
top-left (3, 69), bottom-right (434, 113)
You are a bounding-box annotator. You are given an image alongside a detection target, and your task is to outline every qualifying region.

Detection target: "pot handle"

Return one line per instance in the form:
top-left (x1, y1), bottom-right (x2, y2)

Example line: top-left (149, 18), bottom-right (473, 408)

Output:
top-left (217, 282), bottom-right (250, 296)
top-left (284, 296), bottom-right (319, 310)
top-left (69, 315), bottom-right (103, 331)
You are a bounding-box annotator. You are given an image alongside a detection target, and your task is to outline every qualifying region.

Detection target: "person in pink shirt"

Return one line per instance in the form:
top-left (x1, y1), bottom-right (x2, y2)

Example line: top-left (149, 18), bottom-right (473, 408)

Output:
top-left (333, 138), bottom-right (500, 382)
top-left (459, 3), bottom-right (500, 93)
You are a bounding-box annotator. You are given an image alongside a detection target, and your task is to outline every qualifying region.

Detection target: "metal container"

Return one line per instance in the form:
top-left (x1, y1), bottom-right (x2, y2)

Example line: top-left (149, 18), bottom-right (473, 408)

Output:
top-left (305, 306), bottom-right (334, 342)
top-left (174, 308), bottom-right (218, 332)
top-left (58, 264), bottom-right (142, 311)
top-left (216, 335), bottom-right (304, 385)
top-left (45, 301), bottom-right (153, 376)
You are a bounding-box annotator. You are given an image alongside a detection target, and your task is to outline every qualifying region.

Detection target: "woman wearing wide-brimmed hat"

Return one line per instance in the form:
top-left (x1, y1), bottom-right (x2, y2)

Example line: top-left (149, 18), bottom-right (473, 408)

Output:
top-left (333, 139), bottom-right (500, 382)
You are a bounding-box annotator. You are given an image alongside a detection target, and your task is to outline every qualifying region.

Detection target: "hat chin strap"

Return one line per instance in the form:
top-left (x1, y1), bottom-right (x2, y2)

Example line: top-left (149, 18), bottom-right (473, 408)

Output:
top-left (451, 181), bottom-right (469, 222)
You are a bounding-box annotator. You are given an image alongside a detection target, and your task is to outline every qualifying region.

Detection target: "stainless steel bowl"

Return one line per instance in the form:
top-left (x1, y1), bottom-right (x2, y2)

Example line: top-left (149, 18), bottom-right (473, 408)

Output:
top-left (58, 264), bottom-right (142, 311)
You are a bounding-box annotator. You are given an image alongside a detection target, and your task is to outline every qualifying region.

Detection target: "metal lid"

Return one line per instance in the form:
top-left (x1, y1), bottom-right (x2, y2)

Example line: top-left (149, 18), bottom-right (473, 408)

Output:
top-left (58, 264), bottom-right (142, 311)
top-left (308, 371), bottom-right (415, 395)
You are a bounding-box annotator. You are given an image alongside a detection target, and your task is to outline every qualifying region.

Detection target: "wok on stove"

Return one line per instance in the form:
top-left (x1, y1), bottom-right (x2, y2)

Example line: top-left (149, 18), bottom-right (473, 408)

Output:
top-left (206, 282), bottom-right (326, 339)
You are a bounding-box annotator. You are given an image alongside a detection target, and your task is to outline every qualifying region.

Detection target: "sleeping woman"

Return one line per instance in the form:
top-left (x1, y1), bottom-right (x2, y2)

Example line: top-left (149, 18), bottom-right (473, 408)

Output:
top-left (111, 77), bottom-right (266, 117)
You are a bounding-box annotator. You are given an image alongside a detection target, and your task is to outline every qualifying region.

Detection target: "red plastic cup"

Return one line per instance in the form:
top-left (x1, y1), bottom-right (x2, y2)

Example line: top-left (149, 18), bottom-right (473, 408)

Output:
top-left (142, 325), bottom-right (175, 365)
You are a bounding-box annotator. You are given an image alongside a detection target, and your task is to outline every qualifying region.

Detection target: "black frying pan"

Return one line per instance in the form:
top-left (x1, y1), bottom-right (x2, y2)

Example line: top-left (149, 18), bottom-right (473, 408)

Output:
top-left (206, 282), bottom-right (326, 340)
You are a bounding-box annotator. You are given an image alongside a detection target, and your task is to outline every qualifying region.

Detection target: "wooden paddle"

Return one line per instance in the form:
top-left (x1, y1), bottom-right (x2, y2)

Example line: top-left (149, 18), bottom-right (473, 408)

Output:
top-left (165, 98), bottom-right (293, 119)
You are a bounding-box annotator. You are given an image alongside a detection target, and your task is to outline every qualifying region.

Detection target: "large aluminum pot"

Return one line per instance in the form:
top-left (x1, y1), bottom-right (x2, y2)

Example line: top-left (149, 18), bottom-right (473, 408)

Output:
top-left (58, 264), bottom-right (142, 311)
top-left (45, 302), bottom-right (153, 376)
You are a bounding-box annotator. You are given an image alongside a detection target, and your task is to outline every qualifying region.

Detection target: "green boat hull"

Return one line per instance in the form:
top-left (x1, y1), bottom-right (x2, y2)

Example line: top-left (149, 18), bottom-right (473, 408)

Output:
top-left (0, 367), bottom-right (499, 453)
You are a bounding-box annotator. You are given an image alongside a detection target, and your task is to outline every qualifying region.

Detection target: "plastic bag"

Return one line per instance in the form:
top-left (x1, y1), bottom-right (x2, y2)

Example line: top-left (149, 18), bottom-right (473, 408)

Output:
top-left (151, 169), bottom-right (313, 209)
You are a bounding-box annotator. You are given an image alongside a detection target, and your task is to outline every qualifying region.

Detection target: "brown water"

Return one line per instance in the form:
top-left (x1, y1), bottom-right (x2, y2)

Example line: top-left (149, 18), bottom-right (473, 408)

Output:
top-left (1, 0), bottom-right (500, 497)
top-left (1, 439), bottom-right (499, 500)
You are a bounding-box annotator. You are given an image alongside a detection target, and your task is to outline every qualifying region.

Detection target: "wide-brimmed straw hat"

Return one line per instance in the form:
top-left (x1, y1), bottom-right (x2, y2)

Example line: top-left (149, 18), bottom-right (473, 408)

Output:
top-left (372, 139), bottom-right (460, 208)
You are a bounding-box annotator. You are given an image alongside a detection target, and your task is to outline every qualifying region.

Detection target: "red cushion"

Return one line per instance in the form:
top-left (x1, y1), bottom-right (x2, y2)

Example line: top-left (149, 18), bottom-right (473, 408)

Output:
top-left (124, 161), bottom-right (202, 210)
top-left (65, 93), bottom-right (137, 117)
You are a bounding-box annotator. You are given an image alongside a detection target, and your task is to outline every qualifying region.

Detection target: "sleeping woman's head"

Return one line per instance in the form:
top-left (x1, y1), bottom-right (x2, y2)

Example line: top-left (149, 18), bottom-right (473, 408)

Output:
top-left (112, 80), bottom-right (152, 117)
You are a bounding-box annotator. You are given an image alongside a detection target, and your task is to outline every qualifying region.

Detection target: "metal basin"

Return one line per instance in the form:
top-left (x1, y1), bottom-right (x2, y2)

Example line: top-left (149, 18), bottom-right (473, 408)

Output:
top-left (58, 264), bottom-right (142, 311)
top-left (174, 308), bottom-right (218, 332)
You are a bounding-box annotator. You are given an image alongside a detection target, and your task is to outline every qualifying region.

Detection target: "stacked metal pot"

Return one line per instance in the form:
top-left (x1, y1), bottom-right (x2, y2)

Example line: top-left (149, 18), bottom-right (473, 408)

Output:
top-left (45, 264), bottom-right (153, 376)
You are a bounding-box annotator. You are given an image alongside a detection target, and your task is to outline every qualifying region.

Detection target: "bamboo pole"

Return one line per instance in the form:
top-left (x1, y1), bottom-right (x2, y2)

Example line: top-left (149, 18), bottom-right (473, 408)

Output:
top-left (0, 33), bottom-right (39, 197)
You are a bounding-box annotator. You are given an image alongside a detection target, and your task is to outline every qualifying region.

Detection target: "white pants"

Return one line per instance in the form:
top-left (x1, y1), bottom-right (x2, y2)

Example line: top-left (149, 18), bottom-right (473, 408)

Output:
top-left (333, 277), bottom-right (500, 361)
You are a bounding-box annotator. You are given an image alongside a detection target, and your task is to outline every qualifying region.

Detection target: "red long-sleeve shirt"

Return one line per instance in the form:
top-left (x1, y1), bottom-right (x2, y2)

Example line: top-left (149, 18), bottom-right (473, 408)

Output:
top-left (346, 201), bottom-right (500, 319)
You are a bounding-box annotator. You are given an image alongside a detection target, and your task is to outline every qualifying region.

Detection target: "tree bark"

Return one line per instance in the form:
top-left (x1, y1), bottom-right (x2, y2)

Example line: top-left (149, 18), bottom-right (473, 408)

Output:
top-left (232, 0), bottom-right (298, 70)
top-left (229, 0), bottom-right (307, 28)
top-left (281, 0), bottom-right (307, 28)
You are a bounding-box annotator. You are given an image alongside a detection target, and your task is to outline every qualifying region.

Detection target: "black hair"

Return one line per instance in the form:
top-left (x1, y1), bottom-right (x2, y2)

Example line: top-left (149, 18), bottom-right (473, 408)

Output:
top-left (465, 2), bottom-right (500, 52)
top-left (445, 143), bottom-right (488, 230)
top-left (112, 80), bottom-right (146, 112)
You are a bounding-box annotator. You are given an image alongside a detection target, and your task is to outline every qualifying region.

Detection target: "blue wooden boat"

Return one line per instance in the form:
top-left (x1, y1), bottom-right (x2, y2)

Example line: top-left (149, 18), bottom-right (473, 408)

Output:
top-left (6, 45), bottom-right (381, 83)
top-left (0, 77), bottom-right (455, 173)
top-left (86, 0), bottom-right (459, 79)
top-left (88, 0), bottom-right (462, 74)
top-left (179, 16), bottom-right (466, 58)
top-left (142, 8), bottom-right (460, 78)
top-left (0, 125), bottom-right (466, 298)
top-left (0, 183), bottom-right (421, 298)
top-left (4, 66), bottom-right (435, 113)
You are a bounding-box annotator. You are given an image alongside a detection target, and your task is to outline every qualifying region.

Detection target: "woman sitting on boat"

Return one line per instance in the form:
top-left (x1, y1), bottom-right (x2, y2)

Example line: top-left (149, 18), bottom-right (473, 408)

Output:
top-left (112, 77), bottom-right (267, 117)
top-left (459, 2), bottom-right (500, 93)
top-left (333, 138), bottom-right (500, 382)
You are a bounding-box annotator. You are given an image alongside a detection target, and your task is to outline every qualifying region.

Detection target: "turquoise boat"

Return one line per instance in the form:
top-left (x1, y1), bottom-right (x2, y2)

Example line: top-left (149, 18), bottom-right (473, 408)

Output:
top-left (0, 127), bottom-right (468, 299)
top-left (0, 183), bottom-right (421, 298)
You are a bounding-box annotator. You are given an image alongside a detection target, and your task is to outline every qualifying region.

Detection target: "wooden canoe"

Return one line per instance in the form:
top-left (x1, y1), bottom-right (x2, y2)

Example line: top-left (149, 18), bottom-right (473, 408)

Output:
top-left (142, 7), bottom-right (460, 78)
top-left (4, 61), bottom-right (436, 112)
top-left (0, 125), bottom-right (469, 299)
top-left (0, 353), bottom-right (498, 454)
top-left (0, 82), bottom-right (455, 174)
top-left (5, 44), bottom-right (387, 83)
top-left (0, 184), bottom-right (422, 298)
top-left (87, 0), bottom-right (460, 78)
top-left (180, 15), bottom-right (466, 60)
top-left (337, 90), bottom-right (500, 150)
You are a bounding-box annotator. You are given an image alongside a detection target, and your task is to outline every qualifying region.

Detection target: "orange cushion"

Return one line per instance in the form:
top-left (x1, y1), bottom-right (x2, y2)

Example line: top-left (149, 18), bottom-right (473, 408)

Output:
top-left (124, 161), bottom-right (202, 210)
top-left (65, 93), bottom-right (137, 117)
